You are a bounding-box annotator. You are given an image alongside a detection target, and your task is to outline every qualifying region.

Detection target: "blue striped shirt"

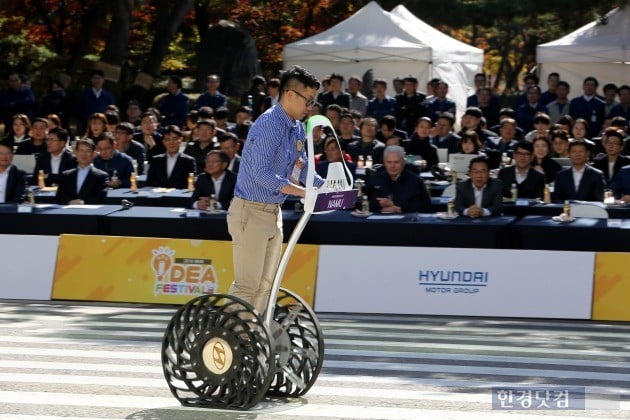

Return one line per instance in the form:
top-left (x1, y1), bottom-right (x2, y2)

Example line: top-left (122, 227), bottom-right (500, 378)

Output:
top-left (234, 104), bottom-right (324, 204)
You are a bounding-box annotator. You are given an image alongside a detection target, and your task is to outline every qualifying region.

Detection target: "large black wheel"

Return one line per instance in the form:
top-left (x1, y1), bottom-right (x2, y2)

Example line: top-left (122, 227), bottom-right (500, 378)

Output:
top-left (266, 288), bottom-right (324, 397)
top-left (162, 294), bottom-right (275, 410)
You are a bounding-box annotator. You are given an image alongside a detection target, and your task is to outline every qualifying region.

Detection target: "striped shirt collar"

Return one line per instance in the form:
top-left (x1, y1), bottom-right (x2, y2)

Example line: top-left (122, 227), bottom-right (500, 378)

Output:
top-left (272, 103), bottom-right (296, 129)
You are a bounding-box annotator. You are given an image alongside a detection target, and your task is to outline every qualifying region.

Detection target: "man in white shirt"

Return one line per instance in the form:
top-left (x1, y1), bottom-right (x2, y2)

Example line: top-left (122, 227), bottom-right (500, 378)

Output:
top-left (218, 133), bottom-right (241, 174)
top-left (146, 125), bottom-right (196, 189)
top-left (190, 150), bottom-right (236, 210)
top-left (55, 138), bottom-right (108, 204)
top-left (0, 142), bottom-right (26, 203)
top-left (32, 127), bottom-right (77, 186)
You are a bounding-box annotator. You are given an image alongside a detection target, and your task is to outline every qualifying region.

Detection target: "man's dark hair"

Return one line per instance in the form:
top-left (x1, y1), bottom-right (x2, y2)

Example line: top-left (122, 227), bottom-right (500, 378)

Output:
top-left (568, 140), bottom-right (589, 152)
top-left (548, 72), bottom-right (560, 79)
top-left (48, 127), bottom-right (69, 143)
top-left (164, 125), bottom-right (182, 136)
top-left (235, 106), bottom-right (251, 115)
top-left (551, 129), bottom-right (569, 142)
top-left (618, 85), bottom-right (630, 94)
top-left (373, 79), bottom-right (387, 89)
top-left (266, 78), bottom-right (280, 88)
top-left (403, 76), bottom-right (418, 84)
top-left (514, 140), bottom-right (533, 154)
top-left (325, 104), bottom-right (343, 115)
top-left (583, 76), bottom-right (599, 87)
top-left (90, 69), bottom-right (105, 78)
top-left (533, 113), bottom-right (551, 125)
top-left (350, 109), bottom-right (362, 120)
top-left (95, 132), bottom-right (115, 146)
top-left (500, 118), bottom-right (517, 128)
top-left (116, 122), bottom-right (134, 135)
top-left (464, 107), bottom-right (483, 119)
top-left (219, 132), bottom-right (238, 145)
top-left (32, 117), bottom-right (50, 127)
top-left (469, 155), bottom-right (490, 170)
top-left (329, 73), bottom-right (344, 83)
top-left (198, 106), bottom-right (214, 119)
top-left (76, 137), bottom-right (96, 152)
top-left (557, 81), bottom-right (570, 90)
top-left (0, 142), bottom-right (12, 152)
top-left (524, 73), bottom-right (539, 84)
top-left (527, 85), bottom-right (542, 95)
top-left (437, 112), bottom-right (455, 126)
top-left (603, 83), bottom-right (618, 93)
top-left (252, 75), bottom-right (266, 87)
top-left (499, 108), bottom-right (516, 119)
top-left (187, 110), bottom-right (199, 124)
top-left (207, 149), bottom-right (230, 164)
top-left (196, 118), bottom-right (216, 129)
top-left (474, 73), bottom-right (487, 81)
top-left (279, 65), bottom-right (320, 93)
top-left (610, 116), bottom-right (627, 128)
top-left (380, 115), bottom-right (397, 130)
top-left (169, 75), bottom-right (183, 89)
top-left (141, 111), bottom-right (157, 122)
top-left (604, 128), bottom-right (624, 143)
top-left (557, 115), bottom-right (574, 127)
top-left (214, 106), bottom-right (228, 120)
top-left (339, 112), bottom-right (354, 123)
top-left (105, 111), bottom-right (120, 125)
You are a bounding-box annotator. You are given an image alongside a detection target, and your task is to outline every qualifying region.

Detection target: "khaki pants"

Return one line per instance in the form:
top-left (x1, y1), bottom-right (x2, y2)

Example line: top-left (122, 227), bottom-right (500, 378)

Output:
top-left (227, 197), bottom-right (283, 314)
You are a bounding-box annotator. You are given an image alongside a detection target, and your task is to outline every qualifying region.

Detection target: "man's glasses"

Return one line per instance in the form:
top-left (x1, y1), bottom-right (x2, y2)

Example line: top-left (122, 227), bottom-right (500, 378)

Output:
top-left (288, 89), bottom-right (315, 107)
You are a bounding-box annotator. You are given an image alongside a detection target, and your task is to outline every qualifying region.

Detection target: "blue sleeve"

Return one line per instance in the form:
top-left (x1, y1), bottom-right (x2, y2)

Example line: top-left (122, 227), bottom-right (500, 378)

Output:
top-left (246, 120), bottom-right (291, 193)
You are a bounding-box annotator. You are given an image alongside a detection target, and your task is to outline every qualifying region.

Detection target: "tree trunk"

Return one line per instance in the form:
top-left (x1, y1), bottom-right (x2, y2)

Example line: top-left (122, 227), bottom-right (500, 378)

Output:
top-left (194, 2), bottom-right (211, 92)
top-left (101, 0), bottom-right (134, 66)
top-left (140, 0), bottom-right (195, 77)
top-left (65, 1), bottom-right (108, 75)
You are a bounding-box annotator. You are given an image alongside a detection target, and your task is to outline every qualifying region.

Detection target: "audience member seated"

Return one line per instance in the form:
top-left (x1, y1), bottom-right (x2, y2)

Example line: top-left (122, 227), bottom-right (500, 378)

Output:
top-left (125, 99), bottom-right (142, 127)
top-left (15, 117), bottom-right (49, 157)
top-left (550, 129), bottom-right (570, 158)
top-left (512, 73), bottom-right (539, 109)
top-left (516, 85), bottom-right (549, 133)
top-left (376, 115), bottom-right (408, 144)
top-left (219, 132), bottom-right (241, 174)
top-left (455, 155), bottom-right (502, 217)
top-left (324, 104), bottom-right (343, 132)
top-left (0, 142), bottom-right (26, 203)
top-left (553, 141), bottom-right (605, 202)
top-left (456, 130), bottom-right (485, 156)
top-left (592, 128), bottom-right (630, 187)
top-left (33, 127), bottom-right (76, 186)
top-left (190, 150), bottom-right (236, 210)
top-left (569, 76), bottom-right (606, 138)
top-left (366, 79), bottom-right (396, 122)
top-left (347, 117), bottom-right (386, 165)
top-left (483, 118), bottom-right (518, 155)
top-left (2, 114), bottom-right (31, 150)
top-left (146, 125), bottom-right (196, 189)
top-left (158, 75), bottom-right (188, 128)
top-left (55, 138), bottom-right (108, 205)
top-left (547, 81), bottom-right (571, 124)
top-left (319, 73), bottom-right (350, 110)
top-left (402, 117), bottom-right (438, 168)
top-left (195, 74), bottom-right (227, 111)
top-left (240, 75), bottom-right (267, 120)
top-left (459, 107), bottom-right (495, 143)
top-left (114, 122), bottom-right (145, 175)
top-left (489, 108), bottom-right (525, 140)
top-left (366, 145), bottom-right (431, 213)
top-left (338, 112), bottom-right (360, 151)
top-left (532, 135), bottom-right (562, 183)
top-left (135, 112), bottom-right (165, 161)
top-left (426, 80), bottom-right (456, 122)
top-left (316, 137), bottom-right (356, 182)
top-left (0, 72), bottom-right (36, 129)
top-left (85, 112), bottom-right (107, 139)
top-left (608, 85), bottom-right (630, 121)
top-left (524, 113), bottom-right (551, 142)
top-left (263, 77), bottom-right (280, 111)
top-left (184, 119), bottom-right (217, 174)
top-left (93, 132), bottom-right (134, 188)
top-left (498, 140), bottom-right (545, 199)
top-left (104, 111), bottom-right (120, 134)
top-left (570, 118), bottom-right (596, 154)
top-left (431, 112), bottom-right (460, 154)
top-left (610, 165), bottom-right (630, 202)
top-left (347, 75), bottom-right (368, 116)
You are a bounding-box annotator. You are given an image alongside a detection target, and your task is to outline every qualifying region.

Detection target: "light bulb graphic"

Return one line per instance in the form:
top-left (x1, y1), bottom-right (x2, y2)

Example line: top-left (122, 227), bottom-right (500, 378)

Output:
top-left (151, 247), bottom-right (175, 282)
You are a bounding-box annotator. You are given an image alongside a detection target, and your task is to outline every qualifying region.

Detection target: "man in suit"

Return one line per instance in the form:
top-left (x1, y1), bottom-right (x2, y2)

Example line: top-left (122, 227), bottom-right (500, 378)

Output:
top-left (146, 125), bottom-right (196, 189)
top-left (593, 128), bottom-right (630, 187)
top-left (395, 76), bottom-right (427, 136)
top-left (515, 85), bottom-right (549, 133)
top-left (190, 150), bottom-right (236, 210)
top-left (347, 117), bottom-right (386, 165)
top-left (319, 73), bottom-right (350, 110)
top-left (114, 122), bottom-right (146, 175)
top-left (426, 80), bottom-right (456, 123)
top-left (135, 112), bottom-right (165, 162)
top-left (183, 118), bottom-right (217, 174)
top-left (553, 141), bottom-right (605, 202)
top-left (455, 155), bottom-right (503, 217)
top-left (75, 70), bottom-right (115, 134)
top-left (483, 118), bottom-right (518, 156)
top-left (219, 133), bottom-right (241, 174)
top-left (569, 76), bottom-right (606, 138)
top-left (0, 142), bottom-right (27, 203)
top-left (32, 127), bottom-right (77, 186)
top-left (94, 132), bottom-right (134, 188)
top-left (55, 138), bottom-right (108, 205)
top-left (431, 112), bottom-right (460, 154)
top-left (158, 75), bottom-right (189, 128)
top-left (498, 141), bottom-right (545, 199)
top-left (366, 146), bottom-right (431, 213)
top-left (610, 165), bottom-right (630, 202)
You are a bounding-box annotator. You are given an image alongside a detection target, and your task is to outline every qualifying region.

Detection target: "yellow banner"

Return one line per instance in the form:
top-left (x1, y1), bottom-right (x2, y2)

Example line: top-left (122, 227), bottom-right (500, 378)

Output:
top-left (592, 253), bottom-right (630, 321)
top-left (52, 235), bottom-right (319, 306)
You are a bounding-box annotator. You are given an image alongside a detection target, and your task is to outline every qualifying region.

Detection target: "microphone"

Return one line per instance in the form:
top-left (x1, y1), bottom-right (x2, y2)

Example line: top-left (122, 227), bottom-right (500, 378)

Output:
top-left (120, 199), bottom-right (134, 210)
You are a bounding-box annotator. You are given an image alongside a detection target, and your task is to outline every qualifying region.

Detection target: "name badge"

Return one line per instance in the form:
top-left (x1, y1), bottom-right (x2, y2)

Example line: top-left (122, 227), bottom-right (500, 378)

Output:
top-left (185, 210), bottom-right (201, 218)
top-left (17, 205), bottom-right (33, 213)
top-left (515, 199), bottom-right (530, 206)
top-left (290, 157), bottom-right (304, 184)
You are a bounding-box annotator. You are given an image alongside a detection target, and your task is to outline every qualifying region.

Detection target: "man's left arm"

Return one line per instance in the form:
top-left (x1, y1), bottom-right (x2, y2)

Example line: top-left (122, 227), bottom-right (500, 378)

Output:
top-left (483, 179), bottom-right (503, 216)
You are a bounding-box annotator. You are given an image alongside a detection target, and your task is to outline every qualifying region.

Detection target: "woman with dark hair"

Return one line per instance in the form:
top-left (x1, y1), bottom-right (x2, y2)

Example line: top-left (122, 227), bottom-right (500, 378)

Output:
top-left (46, 114), bottom-right (63, 130)
top-left (570, 118), bottom-right (596, 156)
top-left (402, 117), bottom-right (438, 168)
top-left (2, 114), bottom-right (31, 150)
top-left (85, 113), bottom-right (108, 139)
top-left (532, 135), bottom-right (562, 183)
top-left (457, 130), bottom-right (484, 155)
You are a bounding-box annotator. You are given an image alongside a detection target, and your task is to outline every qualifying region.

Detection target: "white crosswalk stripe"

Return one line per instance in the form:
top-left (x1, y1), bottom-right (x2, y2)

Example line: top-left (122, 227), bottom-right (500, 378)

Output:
top-left (0, 301), bottom-right (628, 419)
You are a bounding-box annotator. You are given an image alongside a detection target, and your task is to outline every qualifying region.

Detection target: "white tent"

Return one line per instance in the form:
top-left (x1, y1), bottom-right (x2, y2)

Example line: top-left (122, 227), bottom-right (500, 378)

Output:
top-left (282, 1), bottom-right (484, 119)
top-left (537, 7), bottom-right (630, 96)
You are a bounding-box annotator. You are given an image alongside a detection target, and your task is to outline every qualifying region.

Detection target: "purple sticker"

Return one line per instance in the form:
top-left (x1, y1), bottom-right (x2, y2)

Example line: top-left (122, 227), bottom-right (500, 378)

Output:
top-left (314, 190), bottom-right (359, 212)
